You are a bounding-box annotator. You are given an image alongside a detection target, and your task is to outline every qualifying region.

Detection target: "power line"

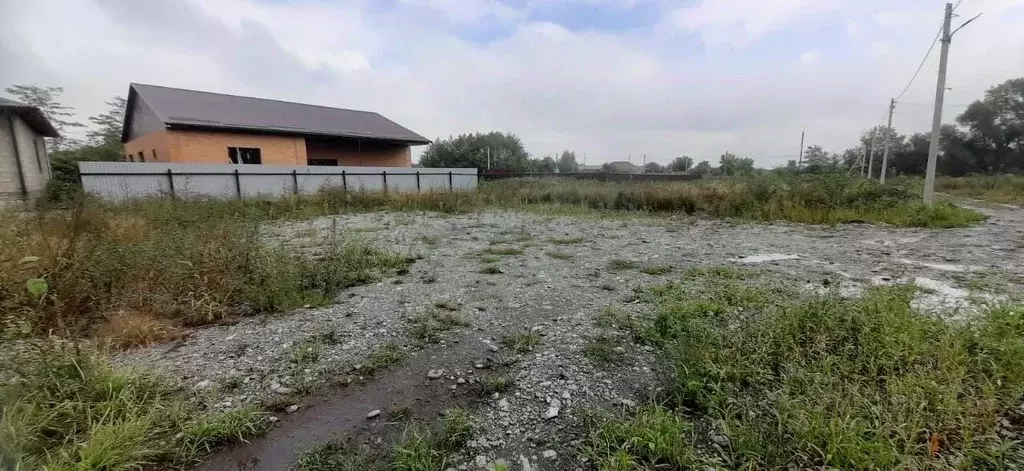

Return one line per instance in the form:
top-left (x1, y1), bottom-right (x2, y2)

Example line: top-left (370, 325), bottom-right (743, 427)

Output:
top-left (894, 19), bottom-right (943, 101)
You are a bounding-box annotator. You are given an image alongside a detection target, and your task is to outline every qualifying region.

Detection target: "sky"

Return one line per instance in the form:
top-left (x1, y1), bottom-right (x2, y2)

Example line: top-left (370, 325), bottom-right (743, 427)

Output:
top-left (1, 0), bottom-right (1022, 168)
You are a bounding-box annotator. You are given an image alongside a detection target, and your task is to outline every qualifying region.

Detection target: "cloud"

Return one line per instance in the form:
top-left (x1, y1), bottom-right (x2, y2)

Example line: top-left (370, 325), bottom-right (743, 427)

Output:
top-left (1, 0), bottom-right (1023, 168)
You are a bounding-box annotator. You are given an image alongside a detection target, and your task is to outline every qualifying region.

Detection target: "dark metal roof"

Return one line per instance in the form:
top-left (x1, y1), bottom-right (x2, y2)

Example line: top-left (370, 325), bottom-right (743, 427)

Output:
top-left (0, 97), bottom-right (60, 137)
top-left (123, 83), bottom-right (430, 145)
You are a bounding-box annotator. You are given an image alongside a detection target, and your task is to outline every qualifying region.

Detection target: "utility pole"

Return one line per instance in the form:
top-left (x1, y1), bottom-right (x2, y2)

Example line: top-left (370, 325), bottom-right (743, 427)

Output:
top-left (924, 3), bottom-right (953, 203)
top-left (486, 147), bottom-right (491, 170)
top-left (880, 98), bottom-right (895, 184)
top-left (797, 127), bottom-right (805, 168)
top-left (866, 128), bottom-right (878, 179)
top-left (860, 141), bottom-right (868, 177)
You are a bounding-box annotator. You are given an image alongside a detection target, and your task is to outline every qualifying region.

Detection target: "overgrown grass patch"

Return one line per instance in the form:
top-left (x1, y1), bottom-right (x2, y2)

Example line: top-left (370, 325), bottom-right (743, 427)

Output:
top-left (502, 330), bottom-right (541, 353)
top-left (0, 203), bottom-right (409, 341)
top-left (0, 342), bottom-right (267, 469)
top-left (479, 264), bottom-right (503, 275)
top-left (406, 310), bottom-right (469, 342)
top-left (584, 272), bottom-right (1024, 469)
top-left (937, 174), bottom-right (1024, 205)
top-left (477, 374), bottom-right (514, 396)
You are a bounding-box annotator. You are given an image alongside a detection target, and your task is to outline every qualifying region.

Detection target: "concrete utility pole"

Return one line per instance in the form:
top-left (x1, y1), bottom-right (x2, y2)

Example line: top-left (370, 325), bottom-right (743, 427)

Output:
top-left (486, 147), bottom-right (491, 170)
top-left (797, 127), bottom-right (805, 168)
top-left (880, 98), bottom-right (895, 184)
top-left (860, 142), bottom-right (868, 177)
top-left (867, 128), bottom-right (878, 179)
top-left (924, 3), bottom-right (953, 203)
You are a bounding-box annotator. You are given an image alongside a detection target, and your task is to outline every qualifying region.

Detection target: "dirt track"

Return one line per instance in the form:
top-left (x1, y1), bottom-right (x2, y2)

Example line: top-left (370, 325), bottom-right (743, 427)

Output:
top-left (119, 203), bottom-right (1024, 470)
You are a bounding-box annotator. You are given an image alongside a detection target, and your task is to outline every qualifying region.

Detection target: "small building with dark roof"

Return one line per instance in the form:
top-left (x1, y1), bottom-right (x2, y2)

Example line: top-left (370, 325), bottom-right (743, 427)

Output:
top-left (1, 97), bottom-right (58, 204)
top-left (121, 83), bottom-right (430, 167)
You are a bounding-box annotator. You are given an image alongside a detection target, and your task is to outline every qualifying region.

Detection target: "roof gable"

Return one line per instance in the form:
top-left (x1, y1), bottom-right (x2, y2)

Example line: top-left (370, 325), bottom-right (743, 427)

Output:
top-left (121, 83), bottom-right (430, 144)
top-left (0, 97), bottom-right (59, 137)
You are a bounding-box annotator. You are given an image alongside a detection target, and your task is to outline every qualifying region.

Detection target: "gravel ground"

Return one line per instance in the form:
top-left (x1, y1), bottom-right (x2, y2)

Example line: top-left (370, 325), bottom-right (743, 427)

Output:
top-left (117, 205), bottom-right (1024, 470)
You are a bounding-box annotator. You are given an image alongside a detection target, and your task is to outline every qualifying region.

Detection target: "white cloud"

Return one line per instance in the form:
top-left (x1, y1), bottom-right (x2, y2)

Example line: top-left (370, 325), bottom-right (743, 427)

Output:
top-left (800, 49), bottom-right (821, 65)
top-left (1, 0), bottom-right (1023, 167)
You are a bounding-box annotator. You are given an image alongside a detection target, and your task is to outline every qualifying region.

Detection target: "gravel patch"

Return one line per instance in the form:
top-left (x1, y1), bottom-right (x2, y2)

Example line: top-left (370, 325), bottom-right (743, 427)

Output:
top-left (116, 206), bottom-right (1024, 470)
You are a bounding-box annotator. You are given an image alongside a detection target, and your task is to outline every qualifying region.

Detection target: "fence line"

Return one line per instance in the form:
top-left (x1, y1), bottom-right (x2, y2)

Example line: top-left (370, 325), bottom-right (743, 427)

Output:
top-left (78, 162), bottom-right (478, 201)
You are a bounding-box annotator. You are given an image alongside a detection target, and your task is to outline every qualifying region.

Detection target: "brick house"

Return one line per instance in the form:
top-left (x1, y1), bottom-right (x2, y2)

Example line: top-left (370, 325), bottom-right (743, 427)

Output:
top-left (0, 97), bottom-right (57, 205)
top-left (121, 84), bottom-right (430, 166)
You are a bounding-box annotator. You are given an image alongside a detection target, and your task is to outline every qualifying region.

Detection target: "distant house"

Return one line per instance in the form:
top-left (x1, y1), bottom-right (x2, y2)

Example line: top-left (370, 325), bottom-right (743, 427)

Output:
top-left (121, 83), bottom-right (430, 167)
top-left (578, 164), bottom-right (602, 173)
top-left (0, 97), bottom-right (57, 204)
top-left (603, 161), bottom-right (644, 174)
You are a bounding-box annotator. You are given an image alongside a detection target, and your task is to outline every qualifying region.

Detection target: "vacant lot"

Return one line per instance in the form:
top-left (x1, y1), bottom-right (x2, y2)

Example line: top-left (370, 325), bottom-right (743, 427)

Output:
top-left (134, 203), bottom-right (1022, 470)
top-left (2, 176), bottom-right (1022, 470)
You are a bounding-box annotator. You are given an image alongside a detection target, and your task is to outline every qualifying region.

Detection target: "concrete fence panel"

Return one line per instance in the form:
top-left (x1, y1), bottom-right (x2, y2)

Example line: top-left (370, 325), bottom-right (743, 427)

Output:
top-left (78, 162), bottom-right (479, 201)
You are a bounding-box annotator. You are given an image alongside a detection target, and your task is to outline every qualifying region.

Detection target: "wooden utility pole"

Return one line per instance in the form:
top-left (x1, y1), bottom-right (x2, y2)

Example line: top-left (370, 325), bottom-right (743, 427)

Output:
top-left (880, 98), bottom-right (895, 184)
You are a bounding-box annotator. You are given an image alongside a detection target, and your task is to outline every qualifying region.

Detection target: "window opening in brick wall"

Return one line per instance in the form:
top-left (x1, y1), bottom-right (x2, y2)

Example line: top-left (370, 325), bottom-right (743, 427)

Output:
top-left (228, 147), bottom-right (262, 164)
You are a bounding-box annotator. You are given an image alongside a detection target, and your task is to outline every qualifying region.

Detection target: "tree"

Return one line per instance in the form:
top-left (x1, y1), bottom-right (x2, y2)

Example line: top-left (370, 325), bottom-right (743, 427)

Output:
top-left (802, 144), bottom-right (839, 174)
top-left (419, 131), bottom-right (531, 172)
top-left (536, 156), bottom-right (557, 173)
top-left (668, 156), bottom-right (693, 173)
top-left (955, 77), bottom-right (1024, 172)
top-left (718, 152), bottom-right (754, 176)
top-left (691, 160), bottom-right (712, 175)
top-left (86, 96), bottom-right (127, 147)
top-left (557, 150), bottom-right (578, 173)
top-left (4, 85), bottom-right (84, 151)
top-left (644, 162), bottom-right (664, 173)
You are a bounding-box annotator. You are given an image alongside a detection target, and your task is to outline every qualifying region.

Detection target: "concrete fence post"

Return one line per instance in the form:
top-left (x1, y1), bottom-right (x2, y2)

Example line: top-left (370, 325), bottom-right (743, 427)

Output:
top-left (448, 171), bottom-right (454, 190)
top-left (415, 171), bottom-right (421, 192)
top-left (342, 170), bottom-right (347, 192)
top-left (382, 170), bottom-right (388, 193)
top-left (234, 169), bottom-right (241, 199)
top-left (292, 169), bottom-right (299, 195)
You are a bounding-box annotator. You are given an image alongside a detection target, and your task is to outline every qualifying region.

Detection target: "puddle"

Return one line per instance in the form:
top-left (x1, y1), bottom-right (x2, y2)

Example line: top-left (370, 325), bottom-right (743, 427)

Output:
top-left (730, 253), bottom-right (800, 263)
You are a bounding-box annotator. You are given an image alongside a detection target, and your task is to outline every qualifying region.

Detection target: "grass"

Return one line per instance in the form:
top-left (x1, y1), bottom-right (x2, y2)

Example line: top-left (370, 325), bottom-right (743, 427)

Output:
top-left (502, 330), bottom-right (541, 353)
top-left (292, 337), bottom-right (326, 365)
top-left (544, 250), bottom-right (574, 260)
top-left (294, 410), bottom-right (474, 471)
top-left (608, 259), bottom-right (639, 271)
top-left (639, 264), bottom-right (672, 275)
top-left (548, 236), bottom-right (587, 245)
top-left (431, 299), bottom-right (461, 311)
top-left (1, 202), bottom-right (409, 342)
top-left (0, 341), bottom-right (267, 469)
top-left (479, 264), bottom-right (503, 275)
top-left (354, 343), bottom-right (407, 377)
top-left (406, 310), bottom-right (469, 342)
top-left (479, 254), bottom-right (501, 264)
top-left (584, 269), bottom-right (1024, 469)
top-left (584, 336), bottom-right (626, 365)
top-left (583, 405), bottom-right (698, 470)
top-left (482, 246), bottom-right (525, 256)
top-left (937, 174), bottom-right (1024, 205)
top-left (681, 265), bottom-right (756, 280)
top-left (595, 306), bottom-right (640, 334)
top-left (477, 374), bottom-right (514, 396)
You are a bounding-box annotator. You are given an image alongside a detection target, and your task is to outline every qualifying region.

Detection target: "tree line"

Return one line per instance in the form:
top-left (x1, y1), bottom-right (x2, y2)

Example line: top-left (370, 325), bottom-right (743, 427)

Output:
top-left (419, 132), bottom-right (759, 176)
top-left (788, 77), bottom-right (1024, 177)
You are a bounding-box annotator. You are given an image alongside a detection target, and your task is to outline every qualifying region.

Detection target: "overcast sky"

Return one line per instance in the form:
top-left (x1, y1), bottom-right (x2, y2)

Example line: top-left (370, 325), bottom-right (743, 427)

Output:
top-left (2, 0), bottom-right (1022, 167)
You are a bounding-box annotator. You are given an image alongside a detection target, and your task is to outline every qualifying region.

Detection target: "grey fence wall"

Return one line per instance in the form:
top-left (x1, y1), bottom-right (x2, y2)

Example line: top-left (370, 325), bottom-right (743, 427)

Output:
top-left (78, 162), bottom-right (479, 201)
